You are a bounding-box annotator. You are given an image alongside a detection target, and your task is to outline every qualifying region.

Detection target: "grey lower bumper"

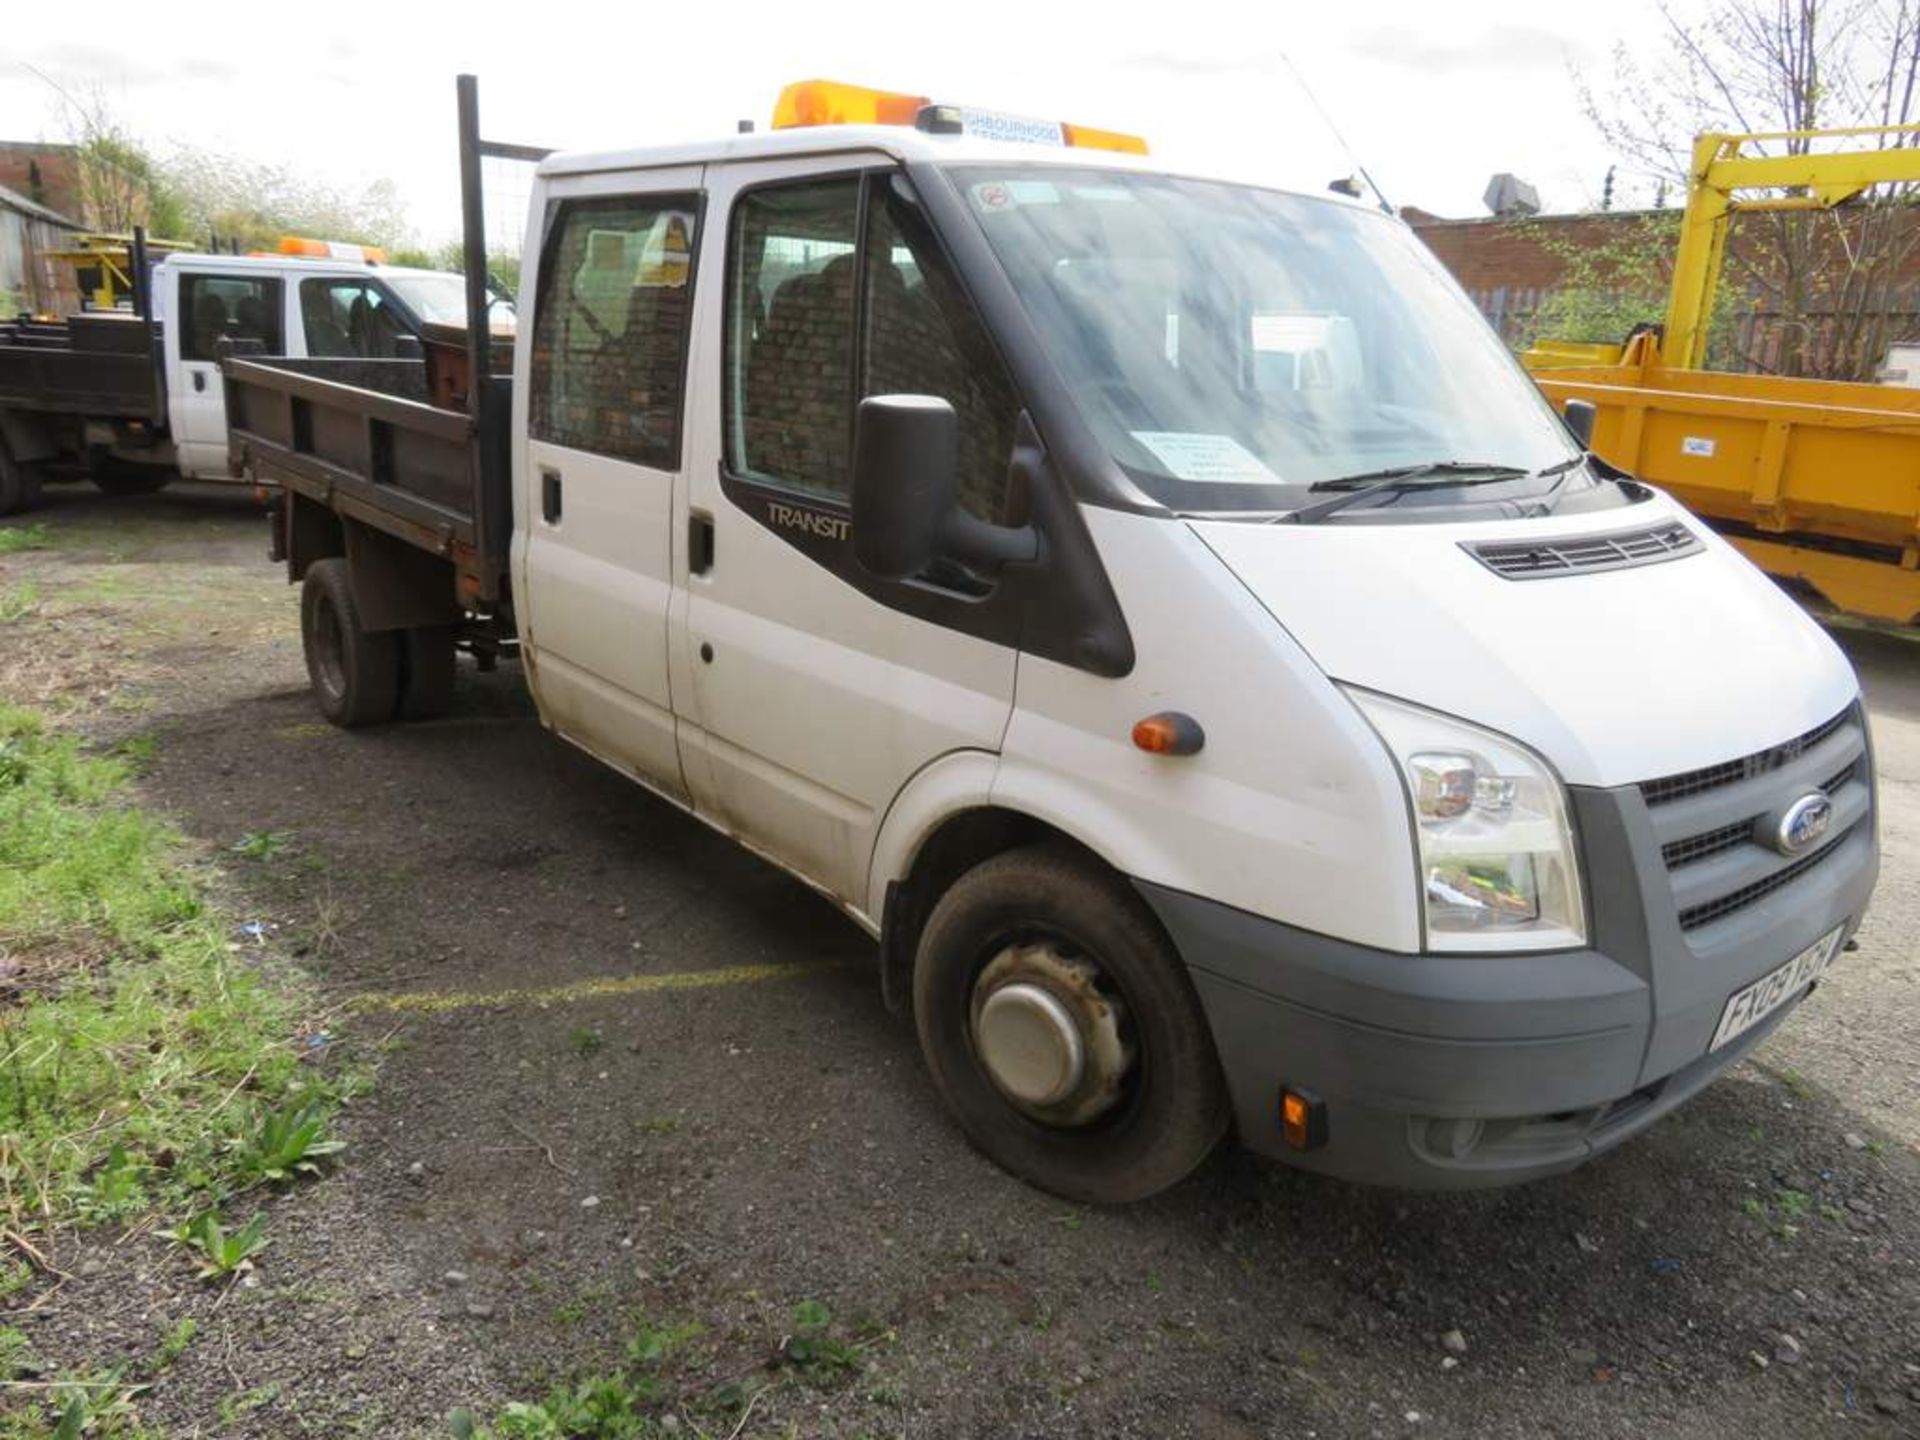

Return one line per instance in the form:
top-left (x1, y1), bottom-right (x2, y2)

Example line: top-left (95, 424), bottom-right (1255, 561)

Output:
top-left (1137, 801), bottom-right (1877, 1189)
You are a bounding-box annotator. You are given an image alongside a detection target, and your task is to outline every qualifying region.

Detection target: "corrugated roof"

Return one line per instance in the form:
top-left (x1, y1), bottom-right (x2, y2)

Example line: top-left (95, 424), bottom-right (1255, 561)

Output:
top-left (0, 180), bottom-right (78, 229)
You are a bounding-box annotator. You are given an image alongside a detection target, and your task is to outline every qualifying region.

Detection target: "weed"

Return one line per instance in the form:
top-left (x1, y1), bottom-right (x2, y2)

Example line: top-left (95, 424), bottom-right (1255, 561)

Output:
top-left (1774, 1188), bottom-right (1810, 1219)
top-left (1779, 1069), bottom-right (1813, 1100)
top-left (149, 1318), bottom-right (197, 1373)
top-left (626, 1318), bottom-right (702, 1367)
top-left (0, 523), bottom-right (49, 554)
top-left (635, 1117), bottom-right (678, 1137)
top-left (1052, 1210), bottom-right (1084, 1233)
top-left (231, 1099), bottom-right (345, 1186)
top-left (217, 1382), bottom-right (281, 1425)
top-left (0, 580), bottom-right (40, 624)
top-left (1820, 1203), bottom-right (1846, 1223)
top-left (5, 1366), bottom-right (152, 1439)
top-left (0, 708), bottom-right (350, 1228)
top-left (0, 1259), bottom-right (32, 1298)
top-left (1740, 1196), bottom-right (1766, 1218)
top-left (783, 1299), bottom-right (862, 1380)
top-left (0, 1324), bottom-right (32, 1378)
top-left (112, 734), bottom-right (157, 771)
top-left (231, 830), bottom-right (295, 862)
top-left (568, 1027), bottom-right (604, 1059)
top-left (170, 1210), bottom-right (269, 1281)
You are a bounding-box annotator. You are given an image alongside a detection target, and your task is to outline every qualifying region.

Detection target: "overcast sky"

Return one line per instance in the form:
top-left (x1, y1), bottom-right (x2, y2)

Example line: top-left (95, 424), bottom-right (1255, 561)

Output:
top-left (1, 0), bottom-right (1677, 246)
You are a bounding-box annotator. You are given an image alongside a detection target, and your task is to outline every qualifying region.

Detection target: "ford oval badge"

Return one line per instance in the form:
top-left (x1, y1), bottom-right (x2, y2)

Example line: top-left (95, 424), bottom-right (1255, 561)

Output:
top-left (1776, 793), bottom-right (1834, 856)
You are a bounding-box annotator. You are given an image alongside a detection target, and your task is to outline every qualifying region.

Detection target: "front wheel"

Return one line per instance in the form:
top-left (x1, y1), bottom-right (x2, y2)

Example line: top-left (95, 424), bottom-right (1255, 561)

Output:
top-left (913, 844), bottom-right (1229, 1204)
top-left (301, 558), bottom-right (400, 727)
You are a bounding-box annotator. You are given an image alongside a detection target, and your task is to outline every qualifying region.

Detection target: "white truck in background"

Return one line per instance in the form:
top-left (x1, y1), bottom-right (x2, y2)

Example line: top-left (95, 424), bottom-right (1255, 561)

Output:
top-left (0, 243), bottom-right (486, 514)
top-left (223, 77), bottom-right (1878, 1203)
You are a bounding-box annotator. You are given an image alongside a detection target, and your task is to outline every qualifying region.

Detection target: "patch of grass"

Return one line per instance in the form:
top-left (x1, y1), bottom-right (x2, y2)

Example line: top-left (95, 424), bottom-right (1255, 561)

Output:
top-left (230, 1100), bottom-right (344, 1186)
top-left (147, 1318), bottom-right (197, 1374)
top-left (0, 580), bottom-right (40, 624)
top-left (567, 1027), bottom-right (603, 1059)
top-left (0, 524), bottom-right (49, 555)
top-left (0, 707), bottom-right (347, 1230)
top-left (230, 830), bottom-right (294, 862)
top-left (451, 1307), bottom-right (833, 1439)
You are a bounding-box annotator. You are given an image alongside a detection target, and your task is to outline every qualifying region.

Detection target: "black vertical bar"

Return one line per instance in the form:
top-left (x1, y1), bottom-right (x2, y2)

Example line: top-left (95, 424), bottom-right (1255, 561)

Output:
top-left (131, 225), bottom-right (149, 320)
top-left (456, 73), bottom-right (501, 602)
top-left (457, 74), bottom-right (490, 422)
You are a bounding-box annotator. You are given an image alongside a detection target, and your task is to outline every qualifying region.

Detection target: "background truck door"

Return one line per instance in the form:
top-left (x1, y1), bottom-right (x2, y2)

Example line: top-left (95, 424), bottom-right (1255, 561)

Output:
top-left (167, 269), bottom-right (285, 475)
top-left (517, 174), bottom-right (704, 803)
top-left (674, 161), bottom-right (1024, 907)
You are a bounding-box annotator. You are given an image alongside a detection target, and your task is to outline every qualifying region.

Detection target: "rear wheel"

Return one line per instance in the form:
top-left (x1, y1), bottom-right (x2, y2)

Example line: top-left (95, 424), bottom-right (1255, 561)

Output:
top-left (0, 444), bottom-right (42, 516)
top-left (397, 625), bottom-right (457, 720)
top-left (301, 558), bottom-right (400, 727)
top-left (913, 844), bottom-right (1229, 1204)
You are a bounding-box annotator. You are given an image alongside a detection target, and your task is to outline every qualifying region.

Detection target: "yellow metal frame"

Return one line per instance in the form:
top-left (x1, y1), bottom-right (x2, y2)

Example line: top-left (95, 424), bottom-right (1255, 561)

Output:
top-left (44, 232), bottom-right (192, 310)
top-left (1665, 124), bottom-right (1920, 369)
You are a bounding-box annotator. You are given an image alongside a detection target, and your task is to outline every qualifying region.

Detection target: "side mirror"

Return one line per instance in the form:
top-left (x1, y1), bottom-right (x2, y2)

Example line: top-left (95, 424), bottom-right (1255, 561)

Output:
top-left (852, 395), bottom-right (1039, 581)
top-left (393, 334), bottom-right (425, 361)
top-left (1563, 398), bottom-right (1596, 449)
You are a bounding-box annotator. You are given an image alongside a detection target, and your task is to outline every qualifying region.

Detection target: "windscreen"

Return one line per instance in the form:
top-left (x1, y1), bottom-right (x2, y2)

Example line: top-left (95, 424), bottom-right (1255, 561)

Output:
top-left (385, 271), bottom-right (512, 331)
top-left (949, 167), bottom-right (1585, 514)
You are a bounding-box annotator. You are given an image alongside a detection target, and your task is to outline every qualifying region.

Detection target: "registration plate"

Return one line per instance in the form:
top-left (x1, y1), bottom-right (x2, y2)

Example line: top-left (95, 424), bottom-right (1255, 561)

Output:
top-left (1709, 925), bottom-right (1843, 1052)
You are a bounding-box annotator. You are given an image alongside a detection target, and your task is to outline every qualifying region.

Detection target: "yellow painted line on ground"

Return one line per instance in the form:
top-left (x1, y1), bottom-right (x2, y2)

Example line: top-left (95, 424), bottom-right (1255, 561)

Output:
top-left (344, 961), bottom-right (834, 1017)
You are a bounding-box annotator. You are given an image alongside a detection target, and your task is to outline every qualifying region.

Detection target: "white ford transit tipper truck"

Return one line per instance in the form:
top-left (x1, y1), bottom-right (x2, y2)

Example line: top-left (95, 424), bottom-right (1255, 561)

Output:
top-left (0, 244), bottom-right (489, 514)
top-left (224, 77), bottom-right (1878, 1203)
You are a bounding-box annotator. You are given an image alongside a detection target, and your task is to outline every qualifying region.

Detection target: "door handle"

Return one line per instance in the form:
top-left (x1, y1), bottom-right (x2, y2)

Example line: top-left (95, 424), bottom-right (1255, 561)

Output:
top-left (192, 370), bottom-right (207, 393)
top-left (688, 511), bottom-right (714, 574)
top-left (541, 467), bottom-right (562, 524)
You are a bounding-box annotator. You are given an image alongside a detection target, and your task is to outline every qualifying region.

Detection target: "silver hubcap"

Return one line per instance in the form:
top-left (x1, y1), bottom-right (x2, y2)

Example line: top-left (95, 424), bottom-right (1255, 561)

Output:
top-left (969, 942), bottom-right (1134, 1126)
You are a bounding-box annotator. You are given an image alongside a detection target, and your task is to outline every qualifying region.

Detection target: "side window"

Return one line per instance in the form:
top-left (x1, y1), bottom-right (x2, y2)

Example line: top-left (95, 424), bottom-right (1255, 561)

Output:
top-left (180, 273), bottom-right (284, 362)
top-left (725, 175), bottom-right (1019, 520)
top-left (300, 279), bottom-right (408, 358)
top-left (726, 180), bottom-right (860, 499)
top-left (530, 194), bottom-right (700, 469)
top-left (863, 191), bottom-right (1020, 522)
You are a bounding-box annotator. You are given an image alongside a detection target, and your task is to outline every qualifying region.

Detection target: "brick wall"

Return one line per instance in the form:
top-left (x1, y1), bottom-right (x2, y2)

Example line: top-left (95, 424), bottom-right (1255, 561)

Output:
top-left (0, 144), bottom-right (82, 224)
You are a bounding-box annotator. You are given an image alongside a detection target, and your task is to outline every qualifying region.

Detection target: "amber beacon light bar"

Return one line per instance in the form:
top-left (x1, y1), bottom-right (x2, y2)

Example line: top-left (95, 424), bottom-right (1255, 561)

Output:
top-left (770, 79), bottom-right (1149, 155)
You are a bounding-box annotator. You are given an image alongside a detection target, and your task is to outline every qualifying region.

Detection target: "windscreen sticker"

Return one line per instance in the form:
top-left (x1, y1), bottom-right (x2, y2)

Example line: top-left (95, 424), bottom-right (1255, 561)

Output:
top-left (1130, 431), bottom-right (1281, 484)
top-left (970, 180), bottom-right (1060, 212)
top-left (1072, 185), bottom-right (1135, 203)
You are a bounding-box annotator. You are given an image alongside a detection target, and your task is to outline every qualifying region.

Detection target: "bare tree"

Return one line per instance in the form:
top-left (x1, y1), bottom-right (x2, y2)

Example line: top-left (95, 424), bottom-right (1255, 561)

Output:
top-left (1580, 0), bottom-right (1920, 379)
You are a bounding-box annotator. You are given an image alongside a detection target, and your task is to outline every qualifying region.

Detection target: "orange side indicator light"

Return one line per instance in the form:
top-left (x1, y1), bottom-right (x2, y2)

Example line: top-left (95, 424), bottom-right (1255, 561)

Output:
top-left (1281, 1087), bottom-right (1328, 1151)
top-left (1131, 711), bottom-right (1205, 756)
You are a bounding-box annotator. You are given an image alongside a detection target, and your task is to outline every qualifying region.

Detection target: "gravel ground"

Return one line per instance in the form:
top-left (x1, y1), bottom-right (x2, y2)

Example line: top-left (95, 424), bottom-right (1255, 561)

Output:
top-left (1, 481), bottom-right (1916, 1439)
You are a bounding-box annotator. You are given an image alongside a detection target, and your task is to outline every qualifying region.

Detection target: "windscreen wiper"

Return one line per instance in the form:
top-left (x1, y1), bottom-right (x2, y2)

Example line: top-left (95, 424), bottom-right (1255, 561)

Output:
top-left (1279, 460), bottom-right (1542, 525)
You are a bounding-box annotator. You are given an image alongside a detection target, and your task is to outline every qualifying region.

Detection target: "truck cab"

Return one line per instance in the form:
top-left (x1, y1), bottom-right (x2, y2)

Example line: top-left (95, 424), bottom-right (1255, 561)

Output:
top-left (0, 246), bottom-right (485, 511)
top-left (240, 79), bottom-right (1878, 1203)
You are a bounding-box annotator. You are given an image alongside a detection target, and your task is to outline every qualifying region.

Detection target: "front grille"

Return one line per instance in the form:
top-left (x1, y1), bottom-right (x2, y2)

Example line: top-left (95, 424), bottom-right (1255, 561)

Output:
top-left (1467, 522), bottom-right (1702, 579)
top-left (1641, 708), bottom-right (1851, 807)
top-left (1676, 833), bottom-right (1850, 930)
top-left (1642, 704), bottom-right (1868, 934)
top-left (1661, 820), bottom-right (1751, 869)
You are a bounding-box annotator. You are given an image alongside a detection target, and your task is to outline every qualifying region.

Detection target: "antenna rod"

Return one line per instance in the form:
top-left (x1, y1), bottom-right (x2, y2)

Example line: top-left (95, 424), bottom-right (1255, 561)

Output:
top-left (1280, 52), bottom-right (1394, 214)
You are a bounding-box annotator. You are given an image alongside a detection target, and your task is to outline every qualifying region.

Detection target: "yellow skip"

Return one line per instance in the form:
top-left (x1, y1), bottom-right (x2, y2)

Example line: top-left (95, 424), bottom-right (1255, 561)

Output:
top-left (345, 961), bottom-right (831, 1017)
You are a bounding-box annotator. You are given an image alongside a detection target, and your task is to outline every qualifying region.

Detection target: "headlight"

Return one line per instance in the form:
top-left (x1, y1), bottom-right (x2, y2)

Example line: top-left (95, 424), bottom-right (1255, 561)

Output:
top-left (1344, 688), bottom-right (1587, 952)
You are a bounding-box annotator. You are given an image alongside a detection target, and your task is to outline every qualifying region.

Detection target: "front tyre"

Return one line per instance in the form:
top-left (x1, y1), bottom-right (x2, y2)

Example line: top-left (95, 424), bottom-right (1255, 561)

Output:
top-left (301, 558), bottom-right (400, 727)
top-left (913, 844), bottom-right (1229, 1204)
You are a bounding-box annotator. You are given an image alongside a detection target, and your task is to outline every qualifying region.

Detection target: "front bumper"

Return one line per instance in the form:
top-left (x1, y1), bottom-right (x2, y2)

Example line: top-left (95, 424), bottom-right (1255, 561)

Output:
top-left (1138, 779), bottom-right (1879, 1190)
